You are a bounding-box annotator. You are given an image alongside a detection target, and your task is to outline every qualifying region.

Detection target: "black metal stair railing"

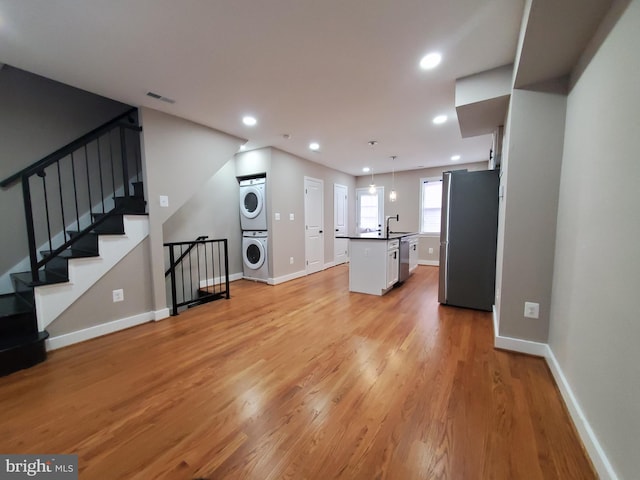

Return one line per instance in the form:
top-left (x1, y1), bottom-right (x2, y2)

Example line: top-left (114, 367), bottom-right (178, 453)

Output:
top-left (0, 108), bottom-right (143, 283)
top-left (164, 237), bottom-right (230, 316)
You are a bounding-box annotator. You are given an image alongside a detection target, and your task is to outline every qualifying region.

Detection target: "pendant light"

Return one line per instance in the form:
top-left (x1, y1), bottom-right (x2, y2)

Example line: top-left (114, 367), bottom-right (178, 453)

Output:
top-left (368, 169), bottom-right (376, 194)
top-left (389, 155), bottom-right (397, 202)
top-left (367, 140), bottom-right (378, 194)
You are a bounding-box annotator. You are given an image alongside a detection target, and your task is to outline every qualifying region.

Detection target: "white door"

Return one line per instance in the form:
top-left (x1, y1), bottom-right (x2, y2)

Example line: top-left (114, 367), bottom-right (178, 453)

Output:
top-left (334, 184), bottom-right (348, 265)
top-left (305, 177), bottom-right (324, 275)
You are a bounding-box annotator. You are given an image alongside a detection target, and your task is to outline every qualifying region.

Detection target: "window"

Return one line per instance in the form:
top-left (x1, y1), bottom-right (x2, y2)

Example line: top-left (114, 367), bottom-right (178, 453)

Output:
top-left (356, 187), bottom-right (384, 232)
top-left (420, 177), bottom-right (443, 234)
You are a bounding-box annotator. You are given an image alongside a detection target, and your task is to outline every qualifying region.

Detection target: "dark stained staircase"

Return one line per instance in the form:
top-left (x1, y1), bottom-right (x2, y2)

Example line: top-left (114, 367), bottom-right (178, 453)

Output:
top-left (0, 108), bottom-right (145, 377)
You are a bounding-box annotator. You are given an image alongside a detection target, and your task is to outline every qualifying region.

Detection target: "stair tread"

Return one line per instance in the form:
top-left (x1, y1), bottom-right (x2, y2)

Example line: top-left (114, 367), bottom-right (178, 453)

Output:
top-left (41, 248), bottom-right (98, 259)
top-left (11, 270), bottom-right (68, 287)
top-left (0, 294), bottom-right (33, 318)
top-left (0, 331), bottom-right (49, 351)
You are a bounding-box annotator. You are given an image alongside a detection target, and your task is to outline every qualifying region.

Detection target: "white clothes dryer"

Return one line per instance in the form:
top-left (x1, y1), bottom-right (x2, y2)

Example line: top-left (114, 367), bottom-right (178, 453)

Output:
top-left (242, 231), bottom-right (269, 282)
top-left (239, 177), bottom-right (267, 231)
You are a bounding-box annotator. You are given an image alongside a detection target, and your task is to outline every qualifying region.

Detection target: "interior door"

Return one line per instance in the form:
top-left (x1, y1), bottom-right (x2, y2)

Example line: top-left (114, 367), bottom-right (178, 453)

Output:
top-left (334, 184), bottom-right (348, 265)
top-left (305, 177), bottom-right (324, 275)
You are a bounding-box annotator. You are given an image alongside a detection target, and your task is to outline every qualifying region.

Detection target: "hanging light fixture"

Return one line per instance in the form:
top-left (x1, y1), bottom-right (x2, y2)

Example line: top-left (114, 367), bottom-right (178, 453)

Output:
top-left (368, 140), bottom-right (377, 194)
top-left (368, 169), bottom-right (376, 194)
top-left (389, 155), bottom-right (397, 202)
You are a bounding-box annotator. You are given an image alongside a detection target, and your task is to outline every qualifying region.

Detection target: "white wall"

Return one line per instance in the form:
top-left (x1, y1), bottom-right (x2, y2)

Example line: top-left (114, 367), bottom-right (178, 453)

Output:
top-left (235, 147), bottom-right (356, 282)
top-left (549, 2), bottom-right (640, 478)
top-left (139, 108), bottom-right (243, 315)
top-left (496, 88), bottom-right (566, 342)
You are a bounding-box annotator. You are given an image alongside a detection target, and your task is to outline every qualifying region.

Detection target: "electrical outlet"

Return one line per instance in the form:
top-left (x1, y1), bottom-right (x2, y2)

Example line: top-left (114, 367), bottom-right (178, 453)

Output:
top-left (289, 213), bottom-right (295, 221)
top-left (290, 257), bottom-right (294, 264)
top-left (428, 247), bottom-right (434, 254)
top-left (275, 212), bottom-right (281, 221)
top-left (524, 301), bottom-right (539, 319)
top-left (112, 289), bottom-right (124, 303)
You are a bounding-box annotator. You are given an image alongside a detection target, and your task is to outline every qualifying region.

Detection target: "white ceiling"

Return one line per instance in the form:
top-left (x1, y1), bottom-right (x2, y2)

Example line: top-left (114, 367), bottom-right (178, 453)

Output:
top-left (0, 0), bottom-right (526, 176)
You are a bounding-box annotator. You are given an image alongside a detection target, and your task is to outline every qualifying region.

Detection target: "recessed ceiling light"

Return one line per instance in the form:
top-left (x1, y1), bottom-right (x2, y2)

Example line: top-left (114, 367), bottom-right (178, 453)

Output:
top-left (420, 52), bottom-right (442, 70)
top-left (362, 167), bottom-right (370, 173)
top-left (433, 114), bottom-right (447, 125)
top-left (451, 155), bottom-right (461, 161)
top-left (309, 142), bottom-right (320, 151)
top-left (242, 116), bottom-right (257, 126)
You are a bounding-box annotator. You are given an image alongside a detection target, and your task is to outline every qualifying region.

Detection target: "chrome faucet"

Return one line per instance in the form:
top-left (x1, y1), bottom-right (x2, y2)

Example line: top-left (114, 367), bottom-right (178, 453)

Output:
top-left (386, 214), bottom-right (399, 237)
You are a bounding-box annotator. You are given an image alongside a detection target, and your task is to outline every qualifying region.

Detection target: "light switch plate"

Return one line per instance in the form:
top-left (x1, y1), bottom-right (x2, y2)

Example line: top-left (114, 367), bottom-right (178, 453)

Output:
top-left (159, 195), bottom-right (169, 207)
top-left (112, 289), bottom-right (124, 303)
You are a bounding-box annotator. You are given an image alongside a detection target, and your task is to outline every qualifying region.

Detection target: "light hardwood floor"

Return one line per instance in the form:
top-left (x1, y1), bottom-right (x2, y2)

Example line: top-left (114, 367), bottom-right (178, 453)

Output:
top-left (0, 265), bottom-right (595, 479)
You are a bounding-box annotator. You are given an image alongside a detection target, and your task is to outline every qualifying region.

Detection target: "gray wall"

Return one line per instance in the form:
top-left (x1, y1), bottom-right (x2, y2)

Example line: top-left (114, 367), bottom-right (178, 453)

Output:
top-left (549, 2), bottom-right (640, 477)
top-left (0, 65), bottom-right (130, 292)
top-left (139, 107), bottom-right (243, 314)
top-left (162, 159), bottom-right (243, 276)
top-left (355, 161), bottom-right (488, 264)
top-left (496, 88), bottom-right (566, 342)
top-left (235, 147), bottom-right (356, 280)
top-left (48, 239), bottom-right (154, 336)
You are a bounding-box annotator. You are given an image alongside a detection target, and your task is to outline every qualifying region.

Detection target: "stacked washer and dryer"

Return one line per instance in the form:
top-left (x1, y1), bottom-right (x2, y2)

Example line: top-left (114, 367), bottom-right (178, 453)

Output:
top-left (239, 177), bottom-right (269, 282)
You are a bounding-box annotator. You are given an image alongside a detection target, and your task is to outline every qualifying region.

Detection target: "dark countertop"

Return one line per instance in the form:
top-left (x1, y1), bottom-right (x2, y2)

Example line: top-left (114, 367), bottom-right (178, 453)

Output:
top-left (346, 231), bottom-right (419, 240)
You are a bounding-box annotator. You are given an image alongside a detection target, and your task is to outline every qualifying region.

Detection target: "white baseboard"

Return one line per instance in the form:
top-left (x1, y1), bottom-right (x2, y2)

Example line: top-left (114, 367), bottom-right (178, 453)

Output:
top-left (153, 308), bottom-right (170, 321)
top-left (269, 269), bottom-right (307, 285)
top-left (545, 349), bottom-right (618, 480)
top-left (199, 272), bottom-right (243, 289)
top-left (492, 307), bottom-right (617, 479)
top-left (418, 260), bottom-right (439, 266)
top-left (324, 261), bottom-right (336, 269)
top-left (46, 311), bottom-right (153, 351)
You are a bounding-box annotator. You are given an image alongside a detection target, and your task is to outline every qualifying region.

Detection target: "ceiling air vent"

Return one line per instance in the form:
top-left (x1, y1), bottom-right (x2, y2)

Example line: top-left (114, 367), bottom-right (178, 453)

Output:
top-left (146, 91), bottom-right (175, 104)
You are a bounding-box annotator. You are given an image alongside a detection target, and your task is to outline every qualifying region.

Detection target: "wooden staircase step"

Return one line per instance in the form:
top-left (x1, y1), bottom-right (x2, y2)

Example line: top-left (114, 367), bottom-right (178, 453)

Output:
top-left (132, 181), bottom-right (144, 198)
top-left (11, 269), bottom-right (68, 288)
top-left (41, 248), bottom-right (99, 260)
top-left (0, 331), bottom-right (49, 377)
top-left (0, 293), bottom-right (33, 318)
top-left (113, 195), bottom-right (146, 213)
top-left (67, 230), bottom-right (99, 252)
top-left (0, 295), bottom-right (37, 339)
top-left (91, 213), bottom-right (125, 234)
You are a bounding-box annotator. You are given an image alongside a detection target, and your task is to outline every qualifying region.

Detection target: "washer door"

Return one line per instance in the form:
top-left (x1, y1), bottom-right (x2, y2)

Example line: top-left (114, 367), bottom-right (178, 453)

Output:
top-left (243, 238), bottom-right (265, 270)
top-left (240, 186), bottom-right (263, 219)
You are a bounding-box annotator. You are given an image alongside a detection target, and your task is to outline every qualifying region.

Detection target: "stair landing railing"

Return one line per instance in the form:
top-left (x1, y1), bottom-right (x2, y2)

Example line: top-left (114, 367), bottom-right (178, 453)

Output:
top-left (0, 108), bottom-right (142, 283)
top-left (164, 237), bottom-right (230, 316)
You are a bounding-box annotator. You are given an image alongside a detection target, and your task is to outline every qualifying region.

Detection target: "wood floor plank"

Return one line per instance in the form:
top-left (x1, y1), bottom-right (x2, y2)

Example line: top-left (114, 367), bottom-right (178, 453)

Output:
top-left (0, 265), bottom-right (595, 479)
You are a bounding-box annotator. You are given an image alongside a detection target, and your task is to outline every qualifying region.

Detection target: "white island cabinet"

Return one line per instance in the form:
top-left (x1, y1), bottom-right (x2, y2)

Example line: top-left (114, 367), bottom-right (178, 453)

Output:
top-left (348, 235), bottom-right (400, 296)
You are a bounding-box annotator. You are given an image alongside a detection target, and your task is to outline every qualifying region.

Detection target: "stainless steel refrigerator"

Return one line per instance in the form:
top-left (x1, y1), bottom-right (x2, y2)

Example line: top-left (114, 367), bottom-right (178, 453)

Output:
top-left (438, 169), bottom-right (499, 311)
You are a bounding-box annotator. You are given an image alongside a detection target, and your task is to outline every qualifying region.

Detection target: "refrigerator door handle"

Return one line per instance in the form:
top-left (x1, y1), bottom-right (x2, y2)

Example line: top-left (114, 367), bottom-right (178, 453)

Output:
top-left (438, 172), bottom-right (452, 305)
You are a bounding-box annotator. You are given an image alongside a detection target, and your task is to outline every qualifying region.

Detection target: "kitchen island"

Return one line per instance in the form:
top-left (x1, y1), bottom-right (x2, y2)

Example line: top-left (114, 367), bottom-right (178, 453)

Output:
top-left (348, 232), bottom-right (419, 295)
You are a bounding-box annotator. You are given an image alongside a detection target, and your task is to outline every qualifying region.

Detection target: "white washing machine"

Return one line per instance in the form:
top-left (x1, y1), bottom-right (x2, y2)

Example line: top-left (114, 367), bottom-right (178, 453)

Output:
top-left (239, 177), bottom-right (267, 231)
top-left (242, 231), bottom-right (269, 282)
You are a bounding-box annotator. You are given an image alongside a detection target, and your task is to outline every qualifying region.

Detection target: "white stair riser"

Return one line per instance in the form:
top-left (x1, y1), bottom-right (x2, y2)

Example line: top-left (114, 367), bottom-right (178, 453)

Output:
top-left (34, 215), bottom-right (149, 330)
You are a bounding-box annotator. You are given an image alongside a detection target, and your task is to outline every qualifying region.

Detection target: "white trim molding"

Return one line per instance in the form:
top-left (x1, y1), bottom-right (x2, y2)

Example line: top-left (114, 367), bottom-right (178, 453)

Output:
top-left (418, 260), bottom-right (439, 266)
top-left (46, 311), bottom-right (153, 350)
top-left (153, 308), bottom-right (170, 321)
top-left (545, 349), bottom-right (618, 480)
top-left (268, 269), bottom-right (306, 285)
top-left (492, 308), bottom-right (618, 480)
